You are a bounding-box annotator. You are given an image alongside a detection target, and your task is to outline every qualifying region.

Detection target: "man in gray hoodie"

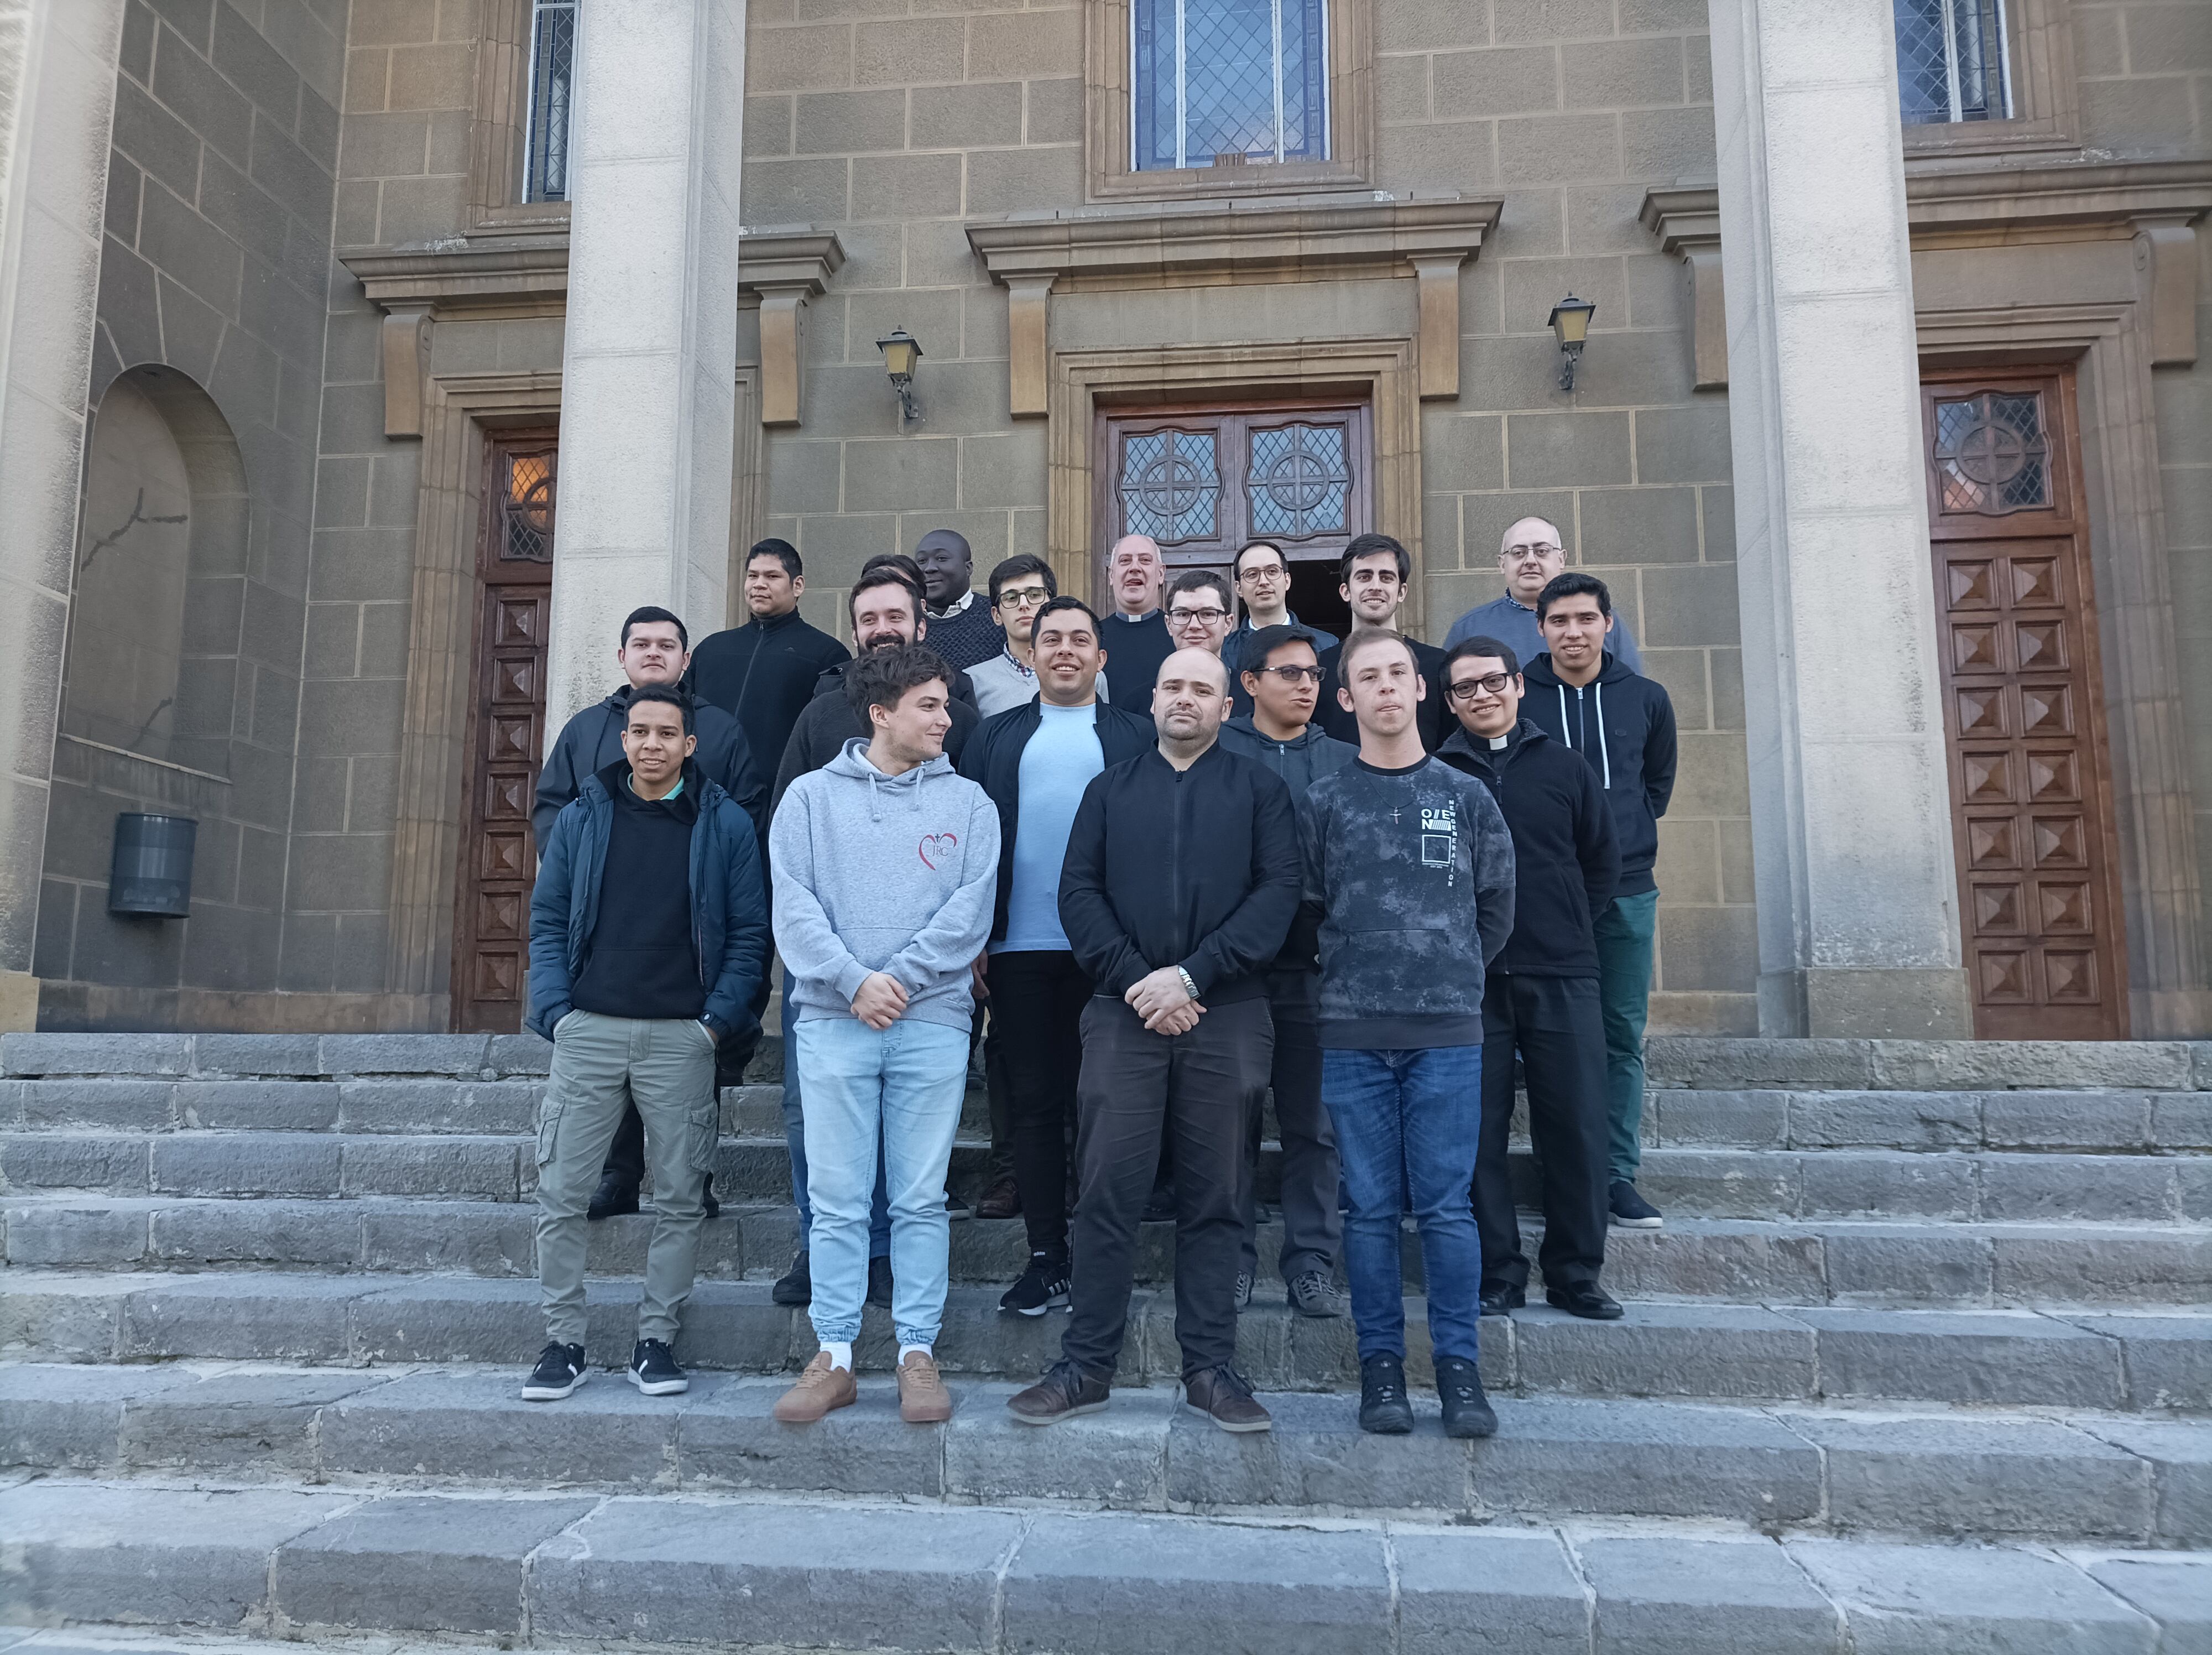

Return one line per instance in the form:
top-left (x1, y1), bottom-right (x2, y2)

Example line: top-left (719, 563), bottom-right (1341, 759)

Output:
top-left (769, 645), bottom-right (1000, 1428)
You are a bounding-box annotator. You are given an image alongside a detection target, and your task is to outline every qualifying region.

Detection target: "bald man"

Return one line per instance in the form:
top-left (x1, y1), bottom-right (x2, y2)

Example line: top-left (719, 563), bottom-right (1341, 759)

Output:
top-left (1098, 533), bottom-right (1176, 711)
top-left (914, 528), bottom-right (1001, 674)
top-left (1443, 517), bottom-right (1644, 673)
top-left (1007, 648), bottom-right (1302, 1434)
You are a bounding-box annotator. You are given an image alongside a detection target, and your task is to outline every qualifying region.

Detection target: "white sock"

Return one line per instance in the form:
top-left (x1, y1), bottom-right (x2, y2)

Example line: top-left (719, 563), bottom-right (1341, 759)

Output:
top-left (899, 1342), bottom-right (932, 1365)
top-left (823, 1340), bottom-right (853, 1372)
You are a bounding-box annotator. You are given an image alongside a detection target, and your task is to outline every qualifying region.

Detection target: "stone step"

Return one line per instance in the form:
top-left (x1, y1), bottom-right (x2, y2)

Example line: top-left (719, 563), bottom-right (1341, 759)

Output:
top-left (11, 1194), bottom-right (2212, 1311)
top-left (1, 1363), bottom-right (2205, 1546)
top-left (1, 1478), bottom-right (2204, 1652)
top-left (4, 1268), bottom-right (2206, 1411)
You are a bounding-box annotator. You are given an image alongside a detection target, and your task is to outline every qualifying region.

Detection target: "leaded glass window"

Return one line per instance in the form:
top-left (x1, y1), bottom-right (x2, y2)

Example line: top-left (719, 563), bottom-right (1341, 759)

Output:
top-left (1895, 0), bottom-right (2011, 126)
top-left (1120, 429), bottom-right (1221, 543)
top-left (1934, 392), bottom-right (2049, 516)
top-left (1131, 0), bottom-right (1329, 171)
top-left (524, 1), bottom-right (577, 203)
top-left (1247, 423), bottom-right (1349, 539)
top-left (502, 449), bottom-right (558, 561)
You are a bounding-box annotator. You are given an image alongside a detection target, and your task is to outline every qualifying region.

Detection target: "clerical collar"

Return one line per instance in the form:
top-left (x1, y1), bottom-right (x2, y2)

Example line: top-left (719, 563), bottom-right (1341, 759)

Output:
top-left (1488, 733), bottom-right (1510, 751)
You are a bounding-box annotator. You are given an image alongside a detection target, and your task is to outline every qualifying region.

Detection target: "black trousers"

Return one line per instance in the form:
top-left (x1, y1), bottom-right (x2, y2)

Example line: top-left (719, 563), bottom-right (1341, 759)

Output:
top-left (603, 1025), bottom-right (755, 1186)
top-left (1475, 972), bottom-right (1608, 1293)
top-left (990, 950), bottom-right (1093, 1256)
top-left (1064, 995), bottom-right (1271, 1383)
top-left (1240, 968), bottom-right (1342, 1283)
top-left (983, 1009), bottom-right (1014, 1182)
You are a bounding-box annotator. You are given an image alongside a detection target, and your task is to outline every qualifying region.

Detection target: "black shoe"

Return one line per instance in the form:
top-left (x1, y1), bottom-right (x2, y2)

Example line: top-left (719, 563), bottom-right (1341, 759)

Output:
top-left (1286, 1271), bottom-right (1349, 1319)
top-left (1233, 1271), bottom-right (1254, 1311)
top-left (1479, 1283), bottom-right (1525, 1317)
top-left (587, 1173), bottom-right (639, 1221)
top-left (701, 1173), bottom-right (720, 1221)
top-left (1437, 1355), bottom-right (1497, 1439)
top-left (945, 1188), bottom-right (974, 1222)
top-left (1142, 1185), bottom-right (1176, 1222)
top-left (1000, 1251), bottom-right (1071, 1316)
top-left (1007, 1358), bottom-right (1112, 1425)
top-left (628, 1337), bottom-right (689, 1396)
top-left (1546, 1282), bottom-right (1625, 1320)
top-left (1609, 1180), bottom-right (1663, 1229)
top-left (867, 1254), bottom-right (894, 1308)
top-left (975, 1173), bottom-right (1020, 1221)
top-left (772, 1249), bottom-right (812, 1307)
top-left (1358, 1353), bottom-right (1414, 1435)
top-left (1181, 1365), bottom-right (1271, 1433)
top-left (521, 1340), bottom-right (588, 1401)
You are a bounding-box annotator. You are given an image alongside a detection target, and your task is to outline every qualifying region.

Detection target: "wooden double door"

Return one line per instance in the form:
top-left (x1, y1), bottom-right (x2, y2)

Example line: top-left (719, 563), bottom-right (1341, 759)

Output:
top-left (451, 430), bottom-right (558, 1033)
top-left (1922, 368), bottom-right (2126, 1039)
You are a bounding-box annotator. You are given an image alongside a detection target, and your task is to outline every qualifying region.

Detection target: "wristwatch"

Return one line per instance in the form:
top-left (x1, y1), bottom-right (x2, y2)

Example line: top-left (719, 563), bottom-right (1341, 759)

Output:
top-left (1176, 967), bottom-right (1199, 1001)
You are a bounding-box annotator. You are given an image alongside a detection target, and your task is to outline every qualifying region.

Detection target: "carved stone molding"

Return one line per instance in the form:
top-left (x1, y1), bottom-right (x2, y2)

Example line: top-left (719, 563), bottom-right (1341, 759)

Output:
top-left (736, 226), bottom-right (844, 427)
top-left (1637, 188), bottom-right (1725, 392)
top-left (967, 194), bottom-right (1502, 415)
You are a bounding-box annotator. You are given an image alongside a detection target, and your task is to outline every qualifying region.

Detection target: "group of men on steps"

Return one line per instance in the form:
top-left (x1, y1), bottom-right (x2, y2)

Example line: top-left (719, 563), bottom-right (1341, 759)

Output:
top-left (519, 518), bottom-right (1676, 1438)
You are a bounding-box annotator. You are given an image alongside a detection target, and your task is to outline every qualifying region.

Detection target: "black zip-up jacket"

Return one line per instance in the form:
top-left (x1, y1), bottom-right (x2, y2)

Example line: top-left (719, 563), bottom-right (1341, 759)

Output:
top-left (1058, 742), bottom-right (1301, 1006)
top-left (770, 658), bottom-right (979, 816)
top-left (1437, 719), bottom-right (1620, 978)
top-left (957, 696), bottom-right (1156, 943)
top-left (685, 610), bottom-right (850, 797)
top-left (1520, 651), bottom-right (1676, 896)
top-left (1315, 633), bottom-right (1453, 753)
top-left (532, 688), bottom-right (764, 850)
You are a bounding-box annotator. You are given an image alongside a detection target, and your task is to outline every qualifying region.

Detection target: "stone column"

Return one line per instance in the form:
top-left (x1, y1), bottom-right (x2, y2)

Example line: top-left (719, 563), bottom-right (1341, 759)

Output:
top-left (1708, 0), bottom-right (1973, 1038)
top-left (0, 0), bottom-right (127, 1031)
top-left (545, 0), bottom-right (747, 735)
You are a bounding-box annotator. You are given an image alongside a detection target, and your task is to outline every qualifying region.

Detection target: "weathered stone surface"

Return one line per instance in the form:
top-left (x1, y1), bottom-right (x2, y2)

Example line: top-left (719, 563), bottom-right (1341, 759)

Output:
top-left (275, 1493), bottom-right (597, 1633)
top-left (946, 1385), bottom-right (1171, 1508)
top-left (2061, 1314), bottom-right (2212, 1410)
top-left (0, 1133), bottom-right (151, 1193)
top-left (1787, 1536), bottom-right (2160, 1653)
top-left (1166, 1389), bottom-right (1472, 1512)
top-left (1393, 1526), bottom-right (1591, 1654)
top-left (149, 1198), bottom-right (361, 1267)
top-left (677, 1375), bottom-right (941, 1496)
top-left (0, 1272), bottom-right (124, 1360)
top-left (18, 1081), bottom-right (176, 1130)
top-left (1636, 1149), bottom-right (1802, 1217)
top-left (1788, 1090), bottom-right (1978, 1149)
top-left (1644, 1038), bottom-right (1876, 1091)
top-left (318, 1035), bottom-right (493, 1078)
top-left (1, 1033), bottom-right (190, 1078)
top-left (2078, 1418), bottom-right (2212, 1545)
top-left (119, 1370), bottom-right (384, 1474)
top-left (1647, 1089), bottom-right (1788, 1147)
top-left (150, 1133), bottom-right (341, 1196)
top-left (1797, 1151), bottom-right (1975, 1219)
top-left (1982, 1090), bottom-right (2153, 1149)
top-left (121, 1273), bottom-right (364, 1361)
top-left (1591, 1222), bottom-right (1828, 1303)
top-left (0, 1362), bottom-right (191, 1469)
top-left (340, 1135), bottom-right (521, 1200)
top-left (1994, 1230), bottom-right (2212, 1305)
top-left (1575, 1534), bottom-right (1843, 1654)
top-left (4, 1200), bottom-right (151, 1267)
top-left (1868, 1039), bottom-right (2193, 1091)
top-left (2149, 1091), bottom-right (2212, 1148)
top-left (1473, 1397), bottom-right (1821, 1523)
top-left (1820, 1224), bottom-right (1992, 1303)
top-left (1978, 1156), bottom-right (2179, 1224)
top-left (2080, 1555), bottom-right (2212, 1646)
top-left (336, 1081), bottom-right (540, 1135)
top-left (190, 1034), bottom-right (325, 1078)
top-left (1794, 1307), bottom-right (2125, 1407)
top-left (349, 1276), bottom-right (544, 1365)
top-left (320, 1369), bottom-right (672, 1487)
top-left (1513, 1302), bottom-right (1817, 1399)
top-left (485, 1033), bottom-right (552, 1075)
top-left (358, 1201), bottom-right (533, 1275)
top-left (179, 1081), bottom-right (336, 1131)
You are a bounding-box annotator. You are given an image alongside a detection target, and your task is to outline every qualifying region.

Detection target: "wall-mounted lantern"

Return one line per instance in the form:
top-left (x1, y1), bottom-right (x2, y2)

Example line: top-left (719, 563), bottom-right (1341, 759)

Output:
top-left (876, 326), bottom-right (923, 423)
top-left (108, 812), bottom-right (197, 917)
top-left (1548, 293), bottom-right (1597, 392)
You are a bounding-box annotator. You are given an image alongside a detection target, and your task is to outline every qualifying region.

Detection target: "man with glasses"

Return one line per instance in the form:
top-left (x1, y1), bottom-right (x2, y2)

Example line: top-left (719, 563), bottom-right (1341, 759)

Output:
top-left (1314, 534), bottom-right (1453, 751)
top-left (1223, 540), bottom-right (1337, 716)
top-left (1164, 569), bottom-right (1237, 660)
top-left (1437, 637), bottom-right (1624, 1322)
top-left (967, 555), bottom-right (1112, 716)
top-left (1443, 517), bottom-right (1644, 673)
top-left (1217, 625), bottom-right (1354, 1319)
top-left (1100, 534), bottom-right (1175, 709)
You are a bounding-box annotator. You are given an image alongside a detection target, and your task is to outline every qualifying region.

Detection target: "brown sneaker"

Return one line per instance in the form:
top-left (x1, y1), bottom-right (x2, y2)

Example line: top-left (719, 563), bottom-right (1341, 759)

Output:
top-left (771, 1351), bottom-right (857, 1423)
top-left (1006, 1359), bottom-right (1112, 1426)
top-left (1182, 1365), bottom-right (1271, 1433)
top-left (974, 1173), bottom-right (1020, 1221)
top-left (896, 1350), bottom-right (953, 1423)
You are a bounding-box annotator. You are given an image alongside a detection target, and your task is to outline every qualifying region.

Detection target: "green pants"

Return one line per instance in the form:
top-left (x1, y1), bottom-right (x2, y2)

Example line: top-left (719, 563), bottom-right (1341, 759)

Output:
top-left (1593, 888), bottom-right (1659, 1183)
top-left (536, 1009), bottom-right (718, 1346)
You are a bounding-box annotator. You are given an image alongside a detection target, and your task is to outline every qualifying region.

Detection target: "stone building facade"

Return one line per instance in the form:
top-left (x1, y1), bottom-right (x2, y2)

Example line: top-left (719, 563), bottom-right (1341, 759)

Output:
top-left (0, 0), bottom-right (2206, 1040)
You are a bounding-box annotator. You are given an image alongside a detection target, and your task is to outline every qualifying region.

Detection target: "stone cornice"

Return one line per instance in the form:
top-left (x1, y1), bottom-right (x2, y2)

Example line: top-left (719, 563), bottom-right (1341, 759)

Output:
top-left (341, 233), bottom-right (572, 321)
top-left (1637, 186), bottom-right (1720, 256)
top-left (1637, 189), bottom-right (1726, 391)
top-left (735, 224), bottom-right (846, 294)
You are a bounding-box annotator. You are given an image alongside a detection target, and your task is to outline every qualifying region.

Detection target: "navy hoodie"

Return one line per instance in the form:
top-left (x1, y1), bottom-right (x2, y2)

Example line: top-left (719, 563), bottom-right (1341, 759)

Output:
top-left (1436, 720), bottom-right (1620, 979)
top-left (1519, 651), bottom-right (1675, 896)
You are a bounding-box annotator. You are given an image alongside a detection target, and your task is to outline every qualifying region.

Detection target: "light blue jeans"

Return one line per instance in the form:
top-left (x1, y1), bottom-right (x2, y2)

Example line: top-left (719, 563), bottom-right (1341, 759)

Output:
top-left (795, 1014), bottom-right (969, 1349)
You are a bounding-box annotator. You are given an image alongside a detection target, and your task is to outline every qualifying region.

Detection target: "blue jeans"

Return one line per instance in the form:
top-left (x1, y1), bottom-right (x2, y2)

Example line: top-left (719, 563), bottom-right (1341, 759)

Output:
top-left (782, 968), bottom-right (889, 1258)
top-left (1321, 1046), bottom-right (1484, 1366)
top-left (795, 1015), bottom-right (969, 1349)
top-left (1593, 889), bottom-right (1659, 1182)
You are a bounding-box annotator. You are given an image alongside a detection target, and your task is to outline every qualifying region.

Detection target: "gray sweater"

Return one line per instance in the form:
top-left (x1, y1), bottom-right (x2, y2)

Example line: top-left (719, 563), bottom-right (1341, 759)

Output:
top-left (769, 740), bottom-right (1000, 1032)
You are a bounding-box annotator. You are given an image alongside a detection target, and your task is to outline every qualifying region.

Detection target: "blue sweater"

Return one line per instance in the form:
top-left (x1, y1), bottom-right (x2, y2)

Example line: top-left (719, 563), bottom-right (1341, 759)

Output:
top-left (1443, 591), bottom-right (1644, 675)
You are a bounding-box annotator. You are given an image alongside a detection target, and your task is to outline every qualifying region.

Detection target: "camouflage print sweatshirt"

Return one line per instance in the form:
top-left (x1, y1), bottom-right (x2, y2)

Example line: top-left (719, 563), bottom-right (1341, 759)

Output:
top-left (1297, 757), bottom-right (1517, 1049)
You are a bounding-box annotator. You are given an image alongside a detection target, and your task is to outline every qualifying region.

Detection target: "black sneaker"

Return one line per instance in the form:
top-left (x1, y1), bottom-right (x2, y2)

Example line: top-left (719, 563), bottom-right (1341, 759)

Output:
top-left (521, 1340), bottom-right (587, 1401)
top-left (628, 1337), bottom-right (689, 1396)
top-left (1609, 1180), bottom-right (1663, 1229)
top-left (1358, 1352), bottom-right (1414, 1435)
top-left (587, 1173), bottom-right (639, 1221)
top-left (701, 1172), bottom-right (720, 1221)
top-left (1000, 1251), bottom-right (1071, 1316)
top-left (1007, 1358), bottom-right (1112, 1425)
top-left (1233, 1271), bottom-right (1254, 1311)
top-left (1479, 1283), bottom-right (1526, 1316)
top-left (1437, 1355), bottom-right (1497, 1439)
top-left (945, 1189), bottom-right (974, 1222)
top-left (1143, 1184), bottom-right (1176, 1222)
top-left (867, 1254), bottom-right (894, 1308)
top-left (772, 1249), bottom-right (812, 1307)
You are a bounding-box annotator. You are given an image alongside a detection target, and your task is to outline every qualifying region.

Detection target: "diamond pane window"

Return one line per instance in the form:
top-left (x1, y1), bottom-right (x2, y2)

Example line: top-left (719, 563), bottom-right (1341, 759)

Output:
top-left (524, 1), bottom-right (577, 203)
top-left (1120, 430), bottom-right (1220, 543)
top-left (1934, 392), bottom-right (2049, 516)
top-left (1895, 0), bottom-right (2011, 125)
top-left (503, 450), bottom-right (557, 561)
top-left (1132, 0), bottom-right (1329, 171)
top-left (1248, 423), bottom-right (1349, 538)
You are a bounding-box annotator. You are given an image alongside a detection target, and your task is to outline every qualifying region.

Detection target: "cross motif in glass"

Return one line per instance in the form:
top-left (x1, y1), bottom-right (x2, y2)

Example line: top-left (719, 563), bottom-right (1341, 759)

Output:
top-left (1934, 392), bottom-right (2049, 516)
top-left (503, 451), bottom-right (557, 561)
top-left (1120, 430), bottom-right (1220, 543)
top-left (1248, 423), bottom-right (1350, 538)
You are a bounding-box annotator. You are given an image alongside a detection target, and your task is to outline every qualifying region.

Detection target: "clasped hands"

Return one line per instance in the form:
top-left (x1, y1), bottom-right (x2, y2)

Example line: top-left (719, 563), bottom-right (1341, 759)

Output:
top-left (1125, 965), bottom-right (1202, 1035)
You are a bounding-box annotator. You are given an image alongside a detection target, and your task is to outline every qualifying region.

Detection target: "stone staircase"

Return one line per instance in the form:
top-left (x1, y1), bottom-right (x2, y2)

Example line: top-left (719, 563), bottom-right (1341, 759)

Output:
top-left (1, 1029), bottom-right (2207, 1652)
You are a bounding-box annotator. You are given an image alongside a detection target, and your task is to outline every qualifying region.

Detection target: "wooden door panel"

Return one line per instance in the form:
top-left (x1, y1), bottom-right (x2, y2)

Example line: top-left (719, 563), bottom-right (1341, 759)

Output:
top-left (1923, 373), bottom-right (2125, 1039)
top-left (451, 433), bottom-right (557, 1033)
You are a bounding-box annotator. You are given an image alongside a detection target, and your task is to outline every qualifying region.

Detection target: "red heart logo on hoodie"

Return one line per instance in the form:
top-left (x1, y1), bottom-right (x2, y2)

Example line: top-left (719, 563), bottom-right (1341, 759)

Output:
top-left (919, 831), bottom-right (958, 871)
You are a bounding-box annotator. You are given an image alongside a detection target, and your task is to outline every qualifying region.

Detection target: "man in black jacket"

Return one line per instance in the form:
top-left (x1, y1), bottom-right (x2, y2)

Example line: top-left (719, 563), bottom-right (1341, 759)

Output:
top-left (1006, 648), bottom-right (1300, 1435)
top-left (1313, 534), bottom-right (1452, 751)
top-left (686, 540), bottom-right (851, 792)
top-left (531, 605), bottom-right (765, 1222)
top-left (1521, 574), bottom-right (1677, 1232)
top-left (1438, 637), bottom-right (1624, 1322)
top-left (958, 597), bottom-right (1155, 1317)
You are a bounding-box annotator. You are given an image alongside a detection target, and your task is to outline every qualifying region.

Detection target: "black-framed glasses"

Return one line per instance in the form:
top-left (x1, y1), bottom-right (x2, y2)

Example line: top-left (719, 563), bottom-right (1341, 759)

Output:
top-left (1447, 672), bottom-right (1514, 701)
top-left (1167, 606), bottom-right (1228, 625)
top-left (997, 586), bottom-right (1052, 611)
top-left (1503, 542), bottom-right (1562, 560)
top-left (1255, 664), bottom-right (1326, 685)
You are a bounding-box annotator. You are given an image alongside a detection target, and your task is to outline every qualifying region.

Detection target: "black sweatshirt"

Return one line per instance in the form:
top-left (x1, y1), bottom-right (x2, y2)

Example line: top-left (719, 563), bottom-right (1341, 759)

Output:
top-left (1058, 742), bottom-right (1301, 1006)
top-left (1519, 651), bottom-right (1676, 896)
top-left (1298, 756), bottom-right (1517, 1048)
top-left (1098, 611), bottom-right (1175, 714)
top-left (533, 689), bottom-right (763, 849)
top-left (569, 762), bottom-right (706, 1021)
top-left (1437, 720), bottom-right (1620, 979)
top-left (686, 610), bottom-right (850, 799)
top-left (1314, 634), bottom-right (1454, 753)
top-left (770, 659), bottom-right (980, 816)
